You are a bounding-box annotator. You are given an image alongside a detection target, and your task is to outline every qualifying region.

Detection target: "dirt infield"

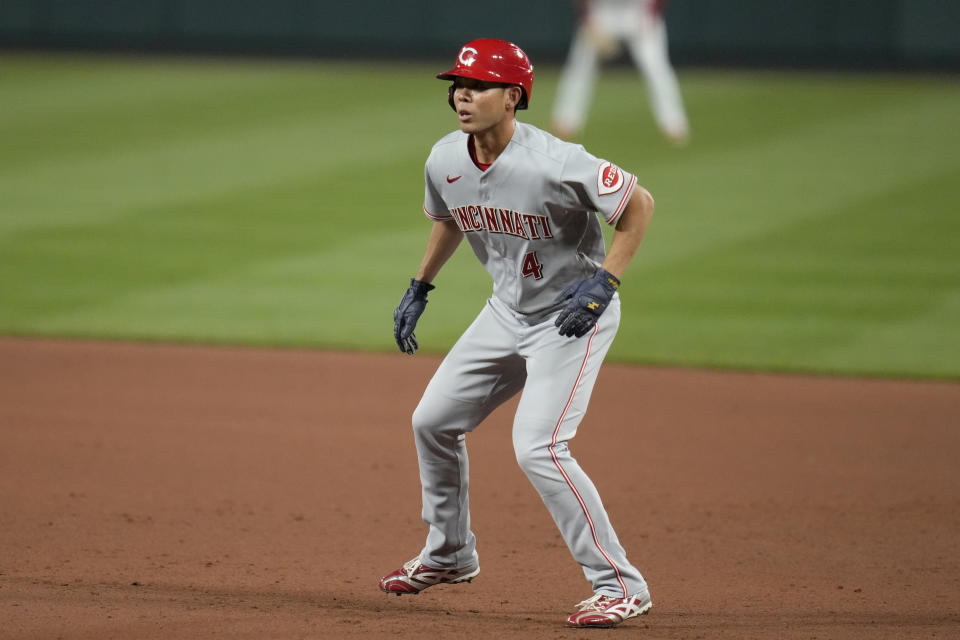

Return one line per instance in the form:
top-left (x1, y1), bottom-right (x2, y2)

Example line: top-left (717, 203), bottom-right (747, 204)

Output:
top-left (1, 337), bottom-right (958, 639)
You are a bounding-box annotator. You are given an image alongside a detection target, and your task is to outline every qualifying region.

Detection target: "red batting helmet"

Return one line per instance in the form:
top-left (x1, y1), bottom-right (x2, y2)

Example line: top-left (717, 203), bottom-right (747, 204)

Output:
top-left (436, 38), bottom-right (534, 111)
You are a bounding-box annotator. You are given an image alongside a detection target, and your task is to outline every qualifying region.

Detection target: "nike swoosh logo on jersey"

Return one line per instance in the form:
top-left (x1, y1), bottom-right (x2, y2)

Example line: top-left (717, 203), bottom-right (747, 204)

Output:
top-left (446, 175), bottom-right (462, 183)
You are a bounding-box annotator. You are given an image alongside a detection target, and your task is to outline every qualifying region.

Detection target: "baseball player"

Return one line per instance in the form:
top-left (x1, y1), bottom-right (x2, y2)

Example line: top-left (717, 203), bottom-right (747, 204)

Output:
top-left (379, 39), bottom-right (655, 629)
top-left (551, 0), bottom-right (690, 145)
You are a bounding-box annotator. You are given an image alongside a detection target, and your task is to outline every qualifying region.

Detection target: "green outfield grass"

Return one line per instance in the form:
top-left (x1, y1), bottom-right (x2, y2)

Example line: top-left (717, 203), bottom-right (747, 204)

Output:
top-left (1, 54), bottom-right (958, 379)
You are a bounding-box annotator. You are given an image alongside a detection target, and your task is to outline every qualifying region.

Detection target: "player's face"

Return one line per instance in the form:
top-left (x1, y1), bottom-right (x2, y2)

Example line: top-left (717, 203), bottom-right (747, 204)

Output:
top-left (451, 77), bottom-right (519, 134)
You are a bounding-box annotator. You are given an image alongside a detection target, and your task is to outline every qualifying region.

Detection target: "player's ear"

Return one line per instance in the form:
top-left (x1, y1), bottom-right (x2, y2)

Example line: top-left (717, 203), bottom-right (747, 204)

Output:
top-left (505, 86), bottom-right (522, 112)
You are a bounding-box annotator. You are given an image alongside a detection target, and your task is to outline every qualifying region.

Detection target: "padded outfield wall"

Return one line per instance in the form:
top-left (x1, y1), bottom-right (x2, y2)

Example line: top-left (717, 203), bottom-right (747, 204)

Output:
top-left (0, 0), bottom-right (958, 70)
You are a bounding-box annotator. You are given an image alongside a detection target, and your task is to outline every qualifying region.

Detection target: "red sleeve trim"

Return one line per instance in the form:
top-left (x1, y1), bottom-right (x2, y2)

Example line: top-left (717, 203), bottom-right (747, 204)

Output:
top-left (423, 204), bottom-right (453, 222)
top-left (607, 173), bottom-right (637, 226)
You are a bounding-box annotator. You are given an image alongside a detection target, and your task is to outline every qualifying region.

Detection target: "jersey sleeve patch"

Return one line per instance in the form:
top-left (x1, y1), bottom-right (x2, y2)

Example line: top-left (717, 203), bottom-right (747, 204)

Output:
top-left (597, 162), bottom-right (625, 196)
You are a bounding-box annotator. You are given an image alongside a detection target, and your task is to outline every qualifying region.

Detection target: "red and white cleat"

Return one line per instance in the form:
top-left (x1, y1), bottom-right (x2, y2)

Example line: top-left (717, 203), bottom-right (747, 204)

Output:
top-left (566, 592), bottom-right (653, 628)
top-left (378, 557), bottom-right (480, 595)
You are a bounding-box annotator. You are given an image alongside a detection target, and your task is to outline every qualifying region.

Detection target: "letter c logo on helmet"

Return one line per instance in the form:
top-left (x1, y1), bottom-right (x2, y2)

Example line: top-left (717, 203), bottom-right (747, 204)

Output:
top-left (458, 47), bottom-right (478, 67)
top-left (437, 38), bottom-right (535, 111)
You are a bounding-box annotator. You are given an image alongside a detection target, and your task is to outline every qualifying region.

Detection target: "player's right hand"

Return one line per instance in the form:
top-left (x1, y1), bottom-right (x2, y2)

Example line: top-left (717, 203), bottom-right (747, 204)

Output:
top-left (394, 279), bottom-right (436, 355)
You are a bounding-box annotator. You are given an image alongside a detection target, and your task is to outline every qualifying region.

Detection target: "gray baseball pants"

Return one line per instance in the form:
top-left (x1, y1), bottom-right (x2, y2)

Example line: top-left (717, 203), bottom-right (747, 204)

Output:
top-left (411, 295), bottom-right (647, 598)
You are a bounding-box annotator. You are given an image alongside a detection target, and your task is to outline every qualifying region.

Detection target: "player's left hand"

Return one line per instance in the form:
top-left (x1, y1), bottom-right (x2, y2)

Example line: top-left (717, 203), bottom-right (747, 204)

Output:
top-left (394, 278), bottom-right (436, 354)
top-left (554, 268), bottom-right (620, 338)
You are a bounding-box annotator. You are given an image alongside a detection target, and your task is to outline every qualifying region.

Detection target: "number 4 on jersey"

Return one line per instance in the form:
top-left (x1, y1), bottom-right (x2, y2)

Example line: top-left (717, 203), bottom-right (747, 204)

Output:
top-left (521, 251), bottom-right (544, 280)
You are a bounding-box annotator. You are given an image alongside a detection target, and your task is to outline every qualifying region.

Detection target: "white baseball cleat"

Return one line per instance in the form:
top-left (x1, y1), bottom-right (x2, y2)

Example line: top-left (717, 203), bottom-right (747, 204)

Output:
top-left (566, 591), bottom-right (653, 628)
top-left (378, 557), bottom-right (480, 595)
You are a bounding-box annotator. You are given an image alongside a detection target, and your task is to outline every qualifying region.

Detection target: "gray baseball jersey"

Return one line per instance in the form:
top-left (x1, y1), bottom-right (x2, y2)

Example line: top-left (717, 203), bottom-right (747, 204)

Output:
top-left (423, 121), bottom-right (637, 316)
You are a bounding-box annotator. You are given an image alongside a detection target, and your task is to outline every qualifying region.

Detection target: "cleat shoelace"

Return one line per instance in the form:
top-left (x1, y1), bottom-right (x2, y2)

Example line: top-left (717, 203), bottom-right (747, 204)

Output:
top-left (401, 557), bottom-right (422, 576)
top-left (574, 593), bottom-right (610, 611)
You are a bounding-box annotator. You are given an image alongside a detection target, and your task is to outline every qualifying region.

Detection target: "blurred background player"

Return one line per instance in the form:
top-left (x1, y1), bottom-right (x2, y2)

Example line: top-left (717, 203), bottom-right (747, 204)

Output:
top-left (551, 0), bottom-right (690, 145)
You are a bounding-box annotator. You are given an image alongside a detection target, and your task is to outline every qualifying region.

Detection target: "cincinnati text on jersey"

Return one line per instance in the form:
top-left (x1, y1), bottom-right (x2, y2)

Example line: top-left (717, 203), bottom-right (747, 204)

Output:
top-left (449, 205), bottom-right (554, 240)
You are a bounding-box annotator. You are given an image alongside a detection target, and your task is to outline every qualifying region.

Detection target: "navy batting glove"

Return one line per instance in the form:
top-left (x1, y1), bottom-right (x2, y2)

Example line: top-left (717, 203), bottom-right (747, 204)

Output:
top-left (554, 268), bottom-right (620, 338)
top-left (394, 279), bottom-right (435, 354)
